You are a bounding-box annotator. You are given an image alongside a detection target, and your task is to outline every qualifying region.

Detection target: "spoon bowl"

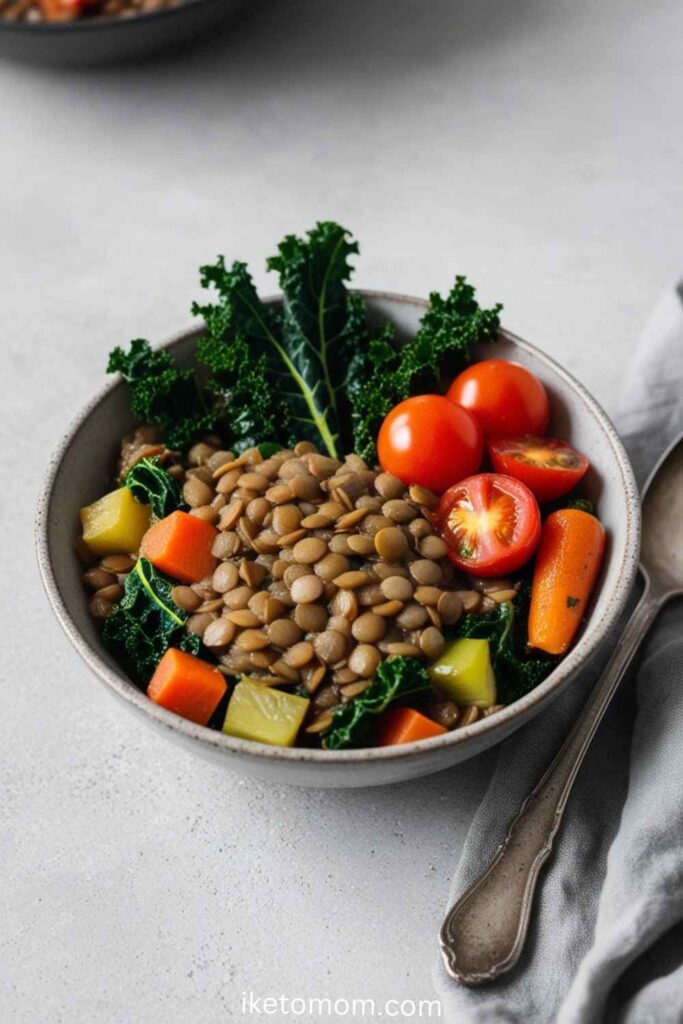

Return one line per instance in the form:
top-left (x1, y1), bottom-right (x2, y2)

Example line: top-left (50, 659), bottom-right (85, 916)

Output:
top-left (641, 435), bottom-right (683, 595)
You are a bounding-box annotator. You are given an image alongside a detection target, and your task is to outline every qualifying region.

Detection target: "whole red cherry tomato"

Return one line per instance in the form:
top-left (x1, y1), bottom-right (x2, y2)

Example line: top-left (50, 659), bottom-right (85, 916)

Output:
top-left (488, 436), bottom-right (589, 503)
top-left (377, 395), bottom-right (483, 494)
top-left (436, 472), bottom-right (541, 576)
top-left (447, 359), bottom-right (549, 437)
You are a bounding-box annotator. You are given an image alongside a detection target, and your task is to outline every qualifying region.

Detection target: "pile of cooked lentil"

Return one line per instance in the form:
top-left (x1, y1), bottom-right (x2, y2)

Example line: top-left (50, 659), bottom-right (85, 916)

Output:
top-left (0, 0), bottom-right (182, 23)
top-left (81, 429), bottom-right (510, 735)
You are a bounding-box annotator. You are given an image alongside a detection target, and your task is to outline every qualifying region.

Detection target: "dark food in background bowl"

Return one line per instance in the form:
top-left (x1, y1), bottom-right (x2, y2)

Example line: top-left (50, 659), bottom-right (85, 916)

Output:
top-left (0, 0), bottom-right (181, 20)
top-left (74, 221), bottom-right (606, 753)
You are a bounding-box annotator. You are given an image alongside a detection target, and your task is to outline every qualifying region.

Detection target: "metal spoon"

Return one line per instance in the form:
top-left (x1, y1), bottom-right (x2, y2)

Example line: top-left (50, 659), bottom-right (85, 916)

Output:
top-left (440, 432), bottom-right (683, 987)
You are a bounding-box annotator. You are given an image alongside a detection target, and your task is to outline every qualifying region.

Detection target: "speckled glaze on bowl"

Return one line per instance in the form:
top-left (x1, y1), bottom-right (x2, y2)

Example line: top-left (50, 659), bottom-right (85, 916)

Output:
top-left (36, 292), bottom-right (640, 788)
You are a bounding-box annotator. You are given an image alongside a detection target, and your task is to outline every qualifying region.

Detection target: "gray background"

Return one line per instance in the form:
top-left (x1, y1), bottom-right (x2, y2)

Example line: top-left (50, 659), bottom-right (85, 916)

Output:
top-left (2, 1), bottom-right (682, 1020)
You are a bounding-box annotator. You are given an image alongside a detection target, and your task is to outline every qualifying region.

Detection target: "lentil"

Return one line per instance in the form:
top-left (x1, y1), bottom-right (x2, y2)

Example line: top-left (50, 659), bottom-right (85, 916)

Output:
top-left (100, 554), bottom-right (135, 574)
top-left (290, 574), bottom-right (325, 604)
top-left (410, 559), bottom-right (442, 586)
top-left (203, 618), bottom-right (236, 649)
top-left (284, 641), bottom-right (315, 668)
top-left (212, 562), bottom-right (240, 593)
top-left (374, 526), bottom-right (408, 560)
top-left (83, 567), bottom-right (117, 591)
top-left (266, 617), bottom-right (302, 649)
top-left (292, 537), bottom-right (327, 564)
top-left (351, 612), bottom-right (386, 643)
top-left (313, 630), bottom-right (348, 665)
top-left (348, 644), bottom-right (382, 677)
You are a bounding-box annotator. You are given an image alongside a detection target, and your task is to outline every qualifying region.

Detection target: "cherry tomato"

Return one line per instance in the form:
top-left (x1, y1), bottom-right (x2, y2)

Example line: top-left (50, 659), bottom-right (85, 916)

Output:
top-left (377, 395), bottom-right (483, 494)
top-left (436, 473), bottom-right (541, 576)
top-left (447, 359), bottom-right (549, 437)
top-left (488, 436), bottom-right (589, 503)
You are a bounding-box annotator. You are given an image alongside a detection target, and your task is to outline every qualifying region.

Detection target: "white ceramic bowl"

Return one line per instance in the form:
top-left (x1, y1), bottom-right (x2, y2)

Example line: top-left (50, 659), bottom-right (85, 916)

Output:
top-left (36, 292), bottom-right (640, 788)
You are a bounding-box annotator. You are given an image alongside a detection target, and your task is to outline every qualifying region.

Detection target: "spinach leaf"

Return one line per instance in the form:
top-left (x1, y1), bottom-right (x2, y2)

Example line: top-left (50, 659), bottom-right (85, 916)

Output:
top-left (351, 277), bottom-right (502, 462)
top-left (107, 339), bottom-right (212, 451)
top-left (102, 557), bottom-right (200, 686)
top-left (451, 586), bottom-right (556, 704)
top-left (124, 456), bottom-right (184, 519)
top-left (323, 656), bottom-right (432, 750)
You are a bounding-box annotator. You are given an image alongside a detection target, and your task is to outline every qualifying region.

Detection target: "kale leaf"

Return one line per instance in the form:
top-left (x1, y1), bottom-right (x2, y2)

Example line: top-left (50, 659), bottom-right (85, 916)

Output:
top-left (267, 222), bottom-right (366, 455)
top-left (193, 260), bottom-right (291, 452)
top-left (193, 223), bottom-right (367, 459)
top-left (351, 277), bottom-right (502, 462)
top-left (107, 339), bottom-right (212, 451)
top-left (124, 456), bottom-right (184, 519)
top-left (323, 656), bottom-right (432, 750)
top-left (102, 557), bottom-right (200, 686)
top-left (450, 586), bottom-right (556, 704)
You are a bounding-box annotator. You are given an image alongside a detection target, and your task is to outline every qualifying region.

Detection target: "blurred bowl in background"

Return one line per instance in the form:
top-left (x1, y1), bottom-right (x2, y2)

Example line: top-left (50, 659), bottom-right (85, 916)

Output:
top-left (0, 0), bottom-right (244, 65)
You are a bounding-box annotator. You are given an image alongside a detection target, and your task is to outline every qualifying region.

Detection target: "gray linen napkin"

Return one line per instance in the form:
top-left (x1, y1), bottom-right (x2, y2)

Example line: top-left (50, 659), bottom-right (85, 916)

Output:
top-left (433, 284), bottom-right (683, 1024)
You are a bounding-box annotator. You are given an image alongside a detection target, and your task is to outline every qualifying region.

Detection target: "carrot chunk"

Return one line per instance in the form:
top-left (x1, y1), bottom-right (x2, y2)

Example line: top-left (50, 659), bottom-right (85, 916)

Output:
top-left (148, 648), bottom-right (226, 726)
top-left (528, 508), bottom-right (606, 656)
top-left (377, 707), bottom-right (447, 746)
top-left (38, 0), bottom-right (95, 21)
top-left (140, 510), bottom-right (217, 584)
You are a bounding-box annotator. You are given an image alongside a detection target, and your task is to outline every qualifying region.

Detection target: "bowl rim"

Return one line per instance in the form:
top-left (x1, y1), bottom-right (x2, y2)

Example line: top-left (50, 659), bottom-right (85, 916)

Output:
top-left (35, 289), bottom-right (641, 766)
top-left (0, 0), bottom-right (216, 34)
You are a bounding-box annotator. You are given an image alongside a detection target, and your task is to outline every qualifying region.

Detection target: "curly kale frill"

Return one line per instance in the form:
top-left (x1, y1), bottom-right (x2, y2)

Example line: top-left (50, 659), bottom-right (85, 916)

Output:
top-left (350, 277), bottom-right (502, 462)
top-left (107, 339), bottom-right (212, 452)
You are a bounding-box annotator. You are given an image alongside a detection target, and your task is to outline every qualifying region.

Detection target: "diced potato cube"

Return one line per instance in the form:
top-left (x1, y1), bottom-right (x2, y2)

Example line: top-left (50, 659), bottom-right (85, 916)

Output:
top-left (80, 487), bottom-right (151, 556)
top-left (223, 678), bottom-right (310, 747)
top-left (428, 638), bottom-right (497, 708)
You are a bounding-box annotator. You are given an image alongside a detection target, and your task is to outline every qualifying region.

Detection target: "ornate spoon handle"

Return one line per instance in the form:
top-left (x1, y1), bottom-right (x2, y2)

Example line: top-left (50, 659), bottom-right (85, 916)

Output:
top-left (440, 585), bottom-right (661, 986)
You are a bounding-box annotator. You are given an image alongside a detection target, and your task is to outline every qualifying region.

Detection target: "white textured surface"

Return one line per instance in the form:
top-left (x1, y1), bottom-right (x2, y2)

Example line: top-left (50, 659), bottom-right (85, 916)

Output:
top-left (2, 1), bottom-right (683, 1020)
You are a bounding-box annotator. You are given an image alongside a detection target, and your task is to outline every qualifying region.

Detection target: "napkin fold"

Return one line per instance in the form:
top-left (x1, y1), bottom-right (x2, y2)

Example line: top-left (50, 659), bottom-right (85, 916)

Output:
top-left (433, 283), bottom-right (683, 1024)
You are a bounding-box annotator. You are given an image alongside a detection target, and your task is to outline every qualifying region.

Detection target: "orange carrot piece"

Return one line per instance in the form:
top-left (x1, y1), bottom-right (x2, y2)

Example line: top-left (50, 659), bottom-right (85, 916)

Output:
top-left (528, 508), bottom-right (606, 656)
top-left (38, 0), bottom-right (91, 21)
top-left (377, 707), bottom-right (447, 746)
top-left (148, 648), bottom-right (226, 726)
top-left (140, 510), bottom-right (217, 584)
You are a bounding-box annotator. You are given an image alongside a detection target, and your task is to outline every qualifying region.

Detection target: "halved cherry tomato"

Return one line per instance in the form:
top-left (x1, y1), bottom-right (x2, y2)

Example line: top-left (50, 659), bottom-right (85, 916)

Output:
top-left (447, 359), bottom-right (549, 437)
top-left (377, 395), bottom-right (483, 494)
top-left (436, 473), bottom-right (541, 576)
top-left (488, 436), bottom-right (589, 503)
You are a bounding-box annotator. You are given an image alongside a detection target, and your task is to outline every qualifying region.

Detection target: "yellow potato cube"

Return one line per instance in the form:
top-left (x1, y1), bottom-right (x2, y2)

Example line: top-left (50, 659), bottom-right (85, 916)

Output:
top-left (428, 638), bottom-right (497, 708)
top-left (223, 678), bottom-right (310, 747)
top-left (80, 487), bottom-right (151, 556)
